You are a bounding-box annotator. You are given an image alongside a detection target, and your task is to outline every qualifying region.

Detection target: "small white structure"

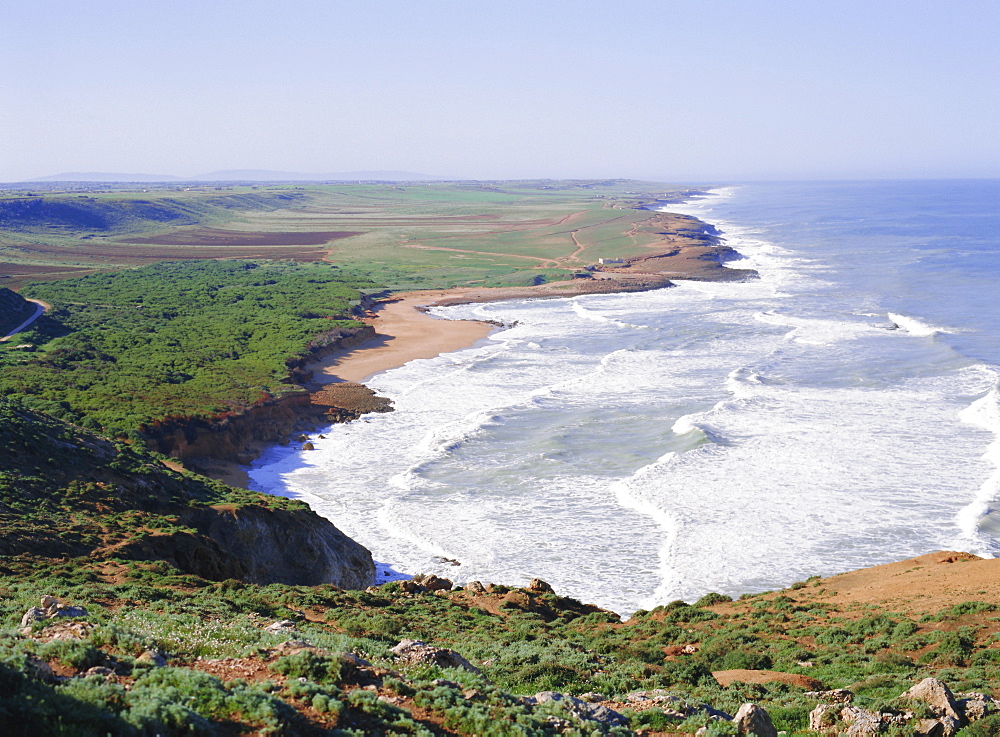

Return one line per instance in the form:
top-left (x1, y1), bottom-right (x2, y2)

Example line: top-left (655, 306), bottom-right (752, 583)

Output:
top-left (598, 257), bottom-right (625, 265)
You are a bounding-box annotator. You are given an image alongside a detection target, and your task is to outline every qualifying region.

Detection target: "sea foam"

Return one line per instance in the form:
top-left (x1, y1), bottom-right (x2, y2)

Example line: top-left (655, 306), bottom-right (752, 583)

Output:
top-left (250, 184), bottom-right (1000, 614)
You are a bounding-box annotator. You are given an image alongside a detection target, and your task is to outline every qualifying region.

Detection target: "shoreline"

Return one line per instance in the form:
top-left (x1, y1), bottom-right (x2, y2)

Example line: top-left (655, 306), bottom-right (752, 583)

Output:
top-left (200, 227), bottom-right (756, 490)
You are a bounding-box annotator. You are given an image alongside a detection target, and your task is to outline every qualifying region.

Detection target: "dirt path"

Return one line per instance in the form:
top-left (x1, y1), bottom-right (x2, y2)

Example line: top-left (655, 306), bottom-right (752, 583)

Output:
top-left (1, 299), bottom-right (49, 342)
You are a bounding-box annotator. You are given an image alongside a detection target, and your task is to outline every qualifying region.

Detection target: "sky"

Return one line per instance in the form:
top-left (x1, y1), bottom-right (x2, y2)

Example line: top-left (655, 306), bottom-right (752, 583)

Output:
top-left (2, 0), bottom-right (999, 182)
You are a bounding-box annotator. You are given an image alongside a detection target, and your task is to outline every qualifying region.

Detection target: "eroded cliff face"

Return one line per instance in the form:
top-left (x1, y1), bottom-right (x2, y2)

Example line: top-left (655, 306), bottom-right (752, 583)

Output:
top-left (143, 392), bottom-right (313, 464)
top-left (142, 325), bottom-right (384, 464)
top-left (118, 504), bottom-right (376, 588)
top-left (0, 399), bottom-right (377, 589)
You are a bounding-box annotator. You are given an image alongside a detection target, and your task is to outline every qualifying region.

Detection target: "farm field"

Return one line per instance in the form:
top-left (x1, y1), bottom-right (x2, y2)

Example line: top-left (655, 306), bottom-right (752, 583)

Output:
top-left (0, 181), bottom-right (709, 291)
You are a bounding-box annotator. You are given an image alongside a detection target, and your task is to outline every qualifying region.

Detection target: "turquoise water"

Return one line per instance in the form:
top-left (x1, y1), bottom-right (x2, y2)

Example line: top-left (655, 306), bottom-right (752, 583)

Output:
top-left (251, 181), bottom-right (1000, 614)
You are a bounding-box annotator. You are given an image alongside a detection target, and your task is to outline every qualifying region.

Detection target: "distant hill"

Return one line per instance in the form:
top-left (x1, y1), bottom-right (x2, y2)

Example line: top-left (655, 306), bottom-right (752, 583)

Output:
top-left (28, 172), bottom-right (182, 182)
top-left (191, 169), bottom-right (443, 181)
top-left (25, 169), bottom-right (445, 183)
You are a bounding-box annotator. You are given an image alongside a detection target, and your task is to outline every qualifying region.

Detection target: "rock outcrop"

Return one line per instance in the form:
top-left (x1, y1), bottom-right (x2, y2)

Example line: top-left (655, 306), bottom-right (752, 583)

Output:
top-left (903, 678), bottom-right (963, 721)
top-left (389, 639), bottom-right (480, 673)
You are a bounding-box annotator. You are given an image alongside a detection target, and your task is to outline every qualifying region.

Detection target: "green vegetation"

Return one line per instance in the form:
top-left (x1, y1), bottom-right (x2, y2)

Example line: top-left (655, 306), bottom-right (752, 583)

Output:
top-left (0, 397), bottom-right (305, 563)
top-left (0, 260), bottom-right (372, 437)
top-left (0, 180), bottom-right (704, 290)
top-left (4, 547), bottom-right (1000, 734)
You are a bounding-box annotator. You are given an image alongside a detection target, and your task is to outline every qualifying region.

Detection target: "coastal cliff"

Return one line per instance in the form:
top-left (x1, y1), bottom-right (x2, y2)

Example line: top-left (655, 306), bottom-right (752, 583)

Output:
top-left (0, 398), bottom-right (376, 589)
top-left (140, 324), bottom-right (383, 467)
top-left (116, 503), bottom-right (375, 588)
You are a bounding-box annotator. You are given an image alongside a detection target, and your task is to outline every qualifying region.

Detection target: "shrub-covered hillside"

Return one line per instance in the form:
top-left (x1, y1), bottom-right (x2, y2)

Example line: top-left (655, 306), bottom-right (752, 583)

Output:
top-left (0, 260), bottom-right (376, 437)
top-left (0, 398), bottom-right (374, 588)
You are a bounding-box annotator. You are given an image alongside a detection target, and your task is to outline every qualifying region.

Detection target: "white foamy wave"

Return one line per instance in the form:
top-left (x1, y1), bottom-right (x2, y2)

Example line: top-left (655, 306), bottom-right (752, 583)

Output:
top-left (888, 312), bottom-right (952, 337)
top-left (955, 382), bottom-right (1000, 554)
top-left (724, 367), bottom-right (765, 400)
top-left (571, 300), bottom-right (649, 330)
top-left (414, 408), bottom-right (500, 457)
top-left (376, 499), bottom-right (460, 561)
top-left (611, 452), bottom-right (682, 611)
top-left (754, 310), bottom-right (877, 345)
top-left (671, 415), bottom-right (730, 446)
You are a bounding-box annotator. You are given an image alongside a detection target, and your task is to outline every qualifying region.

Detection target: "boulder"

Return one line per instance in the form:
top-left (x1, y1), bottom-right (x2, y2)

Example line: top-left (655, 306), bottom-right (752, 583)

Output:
top-left (809, 703), bottom-right (840, 731)
top-left (301, 442), bottom-right (315, 450)
top-left (51, 605), bottom-right (88, 619)
top-left (957, 693), bottom-right (995, 722)
top-left (137, 650), bottom-right (168, 667)
top-left (915, 716), bottom-right (961, 737)
top-left (806, 688), bottom-right (855, 704)
top-left (272, 640), bottom-right (315, 655)
top-left (841, 705), bottom-right (883, 735)
top-left (938, 716), bottom-right (961, 737)
top-left (902, 678), bottom-right (962, 721)
top-left (39, 595), bottom-right (58, 609)
top-left (340, 652), bottom-right (373, 671)
top-left (527, 578), bottom-right (555, 594)
top-left (395, 580), bottom-right (426, 594)
top-left (21, 607), bottom-right (46, 628)
top-left (732, 703), bottom-right (777, 737)
top-left (523, 692), bottom-right (627, 727)
top-left (265, 620), bottom-right (297, 633)
top-left (412, 574), bottom-right (452, 592)
top-left (465, 581), bottom-right (486, 594)
top-left (389, 639), bottom-right (480, 674)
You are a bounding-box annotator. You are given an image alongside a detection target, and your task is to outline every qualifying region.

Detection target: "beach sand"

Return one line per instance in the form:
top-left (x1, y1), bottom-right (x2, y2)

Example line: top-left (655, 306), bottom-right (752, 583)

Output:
top-left (303, 290), bottom-right (498, 386)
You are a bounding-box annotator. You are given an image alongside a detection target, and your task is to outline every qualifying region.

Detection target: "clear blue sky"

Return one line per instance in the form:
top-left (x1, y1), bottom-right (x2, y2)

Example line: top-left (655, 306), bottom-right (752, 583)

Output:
top-left (2, 0), bottom-right (998, 182)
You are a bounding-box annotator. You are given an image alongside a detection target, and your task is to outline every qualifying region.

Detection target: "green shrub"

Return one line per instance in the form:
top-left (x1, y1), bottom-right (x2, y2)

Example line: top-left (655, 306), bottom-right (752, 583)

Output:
top-left (38, 640), bottom-right (105, 671)
top-left (695, 592), bottom-right (733, 607)
top-left (272, 651), bottom-right (342, 684)
top-left (659, 660), bottom-right (717, 687)
top-left (720, 648), bottom-right (772, 671)
top-left (957, 712), bottom-right (1000, 736)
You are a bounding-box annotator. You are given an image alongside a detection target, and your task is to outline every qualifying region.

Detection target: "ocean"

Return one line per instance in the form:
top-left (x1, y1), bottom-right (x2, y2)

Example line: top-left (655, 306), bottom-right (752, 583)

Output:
top-left (249, 180), bottom-right (1000, 615)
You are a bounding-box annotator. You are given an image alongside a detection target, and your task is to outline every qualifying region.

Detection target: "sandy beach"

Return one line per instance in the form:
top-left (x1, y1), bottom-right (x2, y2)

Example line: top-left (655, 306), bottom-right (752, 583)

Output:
top-left (305, 244), bottom-right (754, 387)
top-left (303, 290), bottom-right (499, 386)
